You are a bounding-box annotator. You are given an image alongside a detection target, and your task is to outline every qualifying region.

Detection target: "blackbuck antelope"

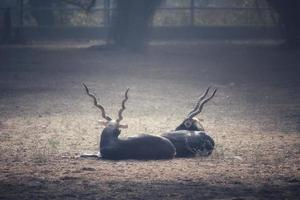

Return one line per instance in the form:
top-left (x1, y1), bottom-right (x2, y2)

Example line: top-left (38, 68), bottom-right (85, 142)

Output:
top-left (83, 84), bottom-right (176, 160)
top-left (162, 87), bottom-right (217, 157)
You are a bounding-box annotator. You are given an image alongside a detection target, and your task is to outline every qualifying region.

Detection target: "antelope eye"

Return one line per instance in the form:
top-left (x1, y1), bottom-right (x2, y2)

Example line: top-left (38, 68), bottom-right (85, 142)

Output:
top-left (184, 120), bottom-right (193, 128)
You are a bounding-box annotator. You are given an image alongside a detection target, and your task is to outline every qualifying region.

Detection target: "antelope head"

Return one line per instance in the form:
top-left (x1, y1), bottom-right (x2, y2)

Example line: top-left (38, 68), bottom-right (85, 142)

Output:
top-left (83, 83), bottom-right (129, 137)
top-left (175, 87), bottom-right (217, 131)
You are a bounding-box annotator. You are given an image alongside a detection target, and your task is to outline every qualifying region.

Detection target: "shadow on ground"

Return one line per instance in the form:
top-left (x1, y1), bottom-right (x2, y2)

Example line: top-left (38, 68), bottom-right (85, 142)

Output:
top-left (1, 175), bottom-right (299, 200)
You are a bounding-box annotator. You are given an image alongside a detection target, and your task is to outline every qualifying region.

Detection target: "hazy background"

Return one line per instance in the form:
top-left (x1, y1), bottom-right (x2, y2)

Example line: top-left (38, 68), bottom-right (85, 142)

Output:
top-left (0, 1), bottom-right (299, 199)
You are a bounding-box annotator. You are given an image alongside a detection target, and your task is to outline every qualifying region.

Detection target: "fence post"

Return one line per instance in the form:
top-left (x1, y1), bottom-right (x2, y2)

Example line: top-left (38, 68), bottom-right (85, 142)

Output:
top-left (19, 0), bottom-right (24, 27)
top-left (3, 8), bottom-right (12, 43)
top-left (190, 0), bottom-right (195, 27)
top-left (104, 0), bottom-right (110, 27)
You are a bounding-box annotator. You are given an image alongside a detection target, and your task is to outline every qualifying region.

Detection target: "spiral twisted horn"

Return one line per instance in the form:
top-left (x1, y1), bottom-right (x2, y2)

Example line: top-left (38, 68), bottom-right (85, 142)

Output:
top-left (116, 88), bottom-right (129, 124)
top-left (83, 83), bottom-right (112, 121)
top-left (188, 88), bottom-right (217, 119)
top-left (187, 87), bottom-right (210, 117)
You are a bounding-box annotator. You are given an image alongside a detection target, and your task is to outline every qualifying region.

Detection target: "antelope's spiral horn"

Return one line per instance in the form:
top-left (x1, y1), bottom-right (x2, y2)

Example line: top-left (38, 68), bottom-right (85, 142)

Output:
top-left (188, 88), bottom-right (217, 119)
top-left (116, 88), bottom-right (130, 124)
top-left (187, 87), bottom-right (210, 118)
top-left (83, 83), bottom-right (112, 121)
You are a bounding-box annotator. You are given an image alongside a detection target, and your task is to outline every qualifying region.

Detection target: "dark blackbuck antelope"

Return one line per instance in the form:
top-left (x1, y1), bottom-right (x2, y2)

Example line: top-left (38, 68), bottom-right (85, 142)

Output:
top-left (83, 84), bottom-right (176, 160)
top-left (162, 87), bottom-right (217, 157)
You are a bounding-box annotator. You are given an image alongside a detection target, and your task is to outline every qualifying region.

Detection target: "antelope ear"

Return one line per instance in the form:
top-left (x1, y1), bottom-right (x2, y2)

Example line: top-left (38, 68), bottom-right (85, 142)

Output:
top-left (194, 117), bottom-right (204, 122)
top-left (98, 120), bottom-right (109, 127)
top-left (194, 117), bottom-right (205, 130)
top-left (119, 124), bottom-right (128, 129)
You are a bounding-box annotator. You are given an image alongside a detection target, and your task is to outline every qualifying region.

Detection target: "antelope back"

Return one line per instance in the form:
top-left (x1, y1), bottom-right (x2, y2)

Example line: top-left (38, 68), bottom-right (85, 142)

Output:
top-left (100, 128), bottom-right (176, 160)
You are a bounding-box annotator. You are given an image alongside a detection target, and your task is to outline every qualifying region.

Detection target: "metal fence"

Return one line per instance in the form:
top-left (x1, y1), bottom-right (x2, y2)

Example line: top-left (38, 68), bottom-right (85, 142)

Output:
top-left (0, 0), bottom-right (276, 27)
top-left (0, 0), bottom-right (280, 40)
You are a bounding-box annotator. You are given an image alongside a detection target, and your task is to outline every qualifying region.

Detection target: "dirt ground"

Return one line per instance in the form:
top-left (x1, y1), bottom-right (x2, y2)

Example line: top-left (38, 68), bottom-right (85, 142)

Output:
top-left (0, 41), bottom-right (299, 199)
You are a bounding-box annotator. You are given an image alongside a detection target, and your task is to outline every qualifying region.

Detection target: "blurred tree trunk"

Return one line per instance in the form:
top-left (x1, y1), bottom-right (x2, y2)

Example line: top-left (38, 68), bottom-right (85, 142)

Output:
top-left (28, 0), bottom-right (55, 26)
top-left (2, 8), bottom-right (13, 44)
top-left (108, 0), bottom-right (162, 51)
top-left (267, 0), bottom-right (300, 48)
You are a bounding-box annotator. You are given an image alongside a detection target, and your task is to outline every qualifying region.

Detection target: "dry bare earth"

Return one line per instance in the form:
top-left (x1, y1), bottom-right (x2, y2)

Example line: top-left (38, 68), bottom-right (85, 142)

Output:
top-left (0, 42), bottom-right (299, 199)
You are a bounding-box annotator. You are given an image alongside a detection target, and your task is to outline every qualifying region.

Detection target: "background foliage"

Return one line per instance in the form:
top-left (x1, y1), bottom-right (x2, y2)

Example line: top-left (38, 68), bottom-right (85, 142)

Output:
top-left (0, 0), bottom-right (276, 27)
